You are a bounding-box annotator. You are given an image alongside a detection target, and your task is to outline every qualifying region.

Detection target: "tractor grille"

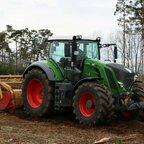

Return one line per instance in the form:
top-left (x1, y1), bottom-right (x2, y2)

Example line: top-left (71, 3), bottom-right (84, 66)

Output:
top-left (113, 68), bottom-right (134, 88)
top-left (107, 63), bottom-right (135, 88)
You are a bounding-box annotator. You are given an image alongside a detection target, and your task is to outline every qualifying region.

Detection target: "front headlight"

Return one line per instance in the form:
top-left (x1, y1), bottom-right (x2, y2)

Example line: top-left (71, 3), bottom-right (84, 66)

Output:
top-left (134, 75), bottom-right (138, 81)
top-left (124, 68), bottom-right (133, 73)
top-left (118, 81), bottom-right (124, 88)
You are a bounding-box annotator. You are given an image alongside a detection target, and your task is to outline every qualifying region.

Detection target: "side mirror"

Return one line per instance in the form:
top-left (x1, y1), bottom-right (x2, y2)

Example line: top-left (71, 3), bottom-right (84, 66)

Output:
top-left (64, 43), bottom-right (71, 57)
top-left (114, 46), bottom-right (118, 62)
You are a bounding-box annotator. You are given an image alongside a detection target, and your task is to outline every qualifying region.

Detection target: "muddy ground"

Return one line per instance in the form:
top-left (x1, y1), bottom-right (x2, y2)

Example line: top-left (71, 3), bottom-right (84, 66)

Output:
top-left (0, 110), bottom-right (144, 144)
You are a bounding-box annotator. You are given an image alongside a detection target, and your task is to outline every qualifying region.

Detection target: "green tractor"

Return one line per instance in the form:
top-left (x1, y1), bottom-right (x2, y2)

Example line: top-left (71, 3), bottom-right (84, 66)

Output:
top-left (22, 36), bottom-right (144, 125)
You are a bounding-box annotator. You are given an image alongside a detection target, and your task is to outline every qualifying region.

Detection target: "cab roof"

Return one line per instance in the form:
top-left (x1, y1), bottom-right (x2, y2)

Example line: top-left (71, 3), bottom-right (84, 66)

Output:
top-left (48, 38), bottom-right (98, 42)
top-left (48, 35), bottom-right (101, 43)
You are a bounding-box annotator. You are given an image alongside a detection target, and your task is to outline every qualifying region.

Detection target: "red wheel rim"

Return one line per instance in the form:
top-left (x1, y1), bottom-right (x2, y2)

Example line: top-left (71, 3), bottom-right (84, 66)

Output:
top-left (79, 92), bottom-right (96, 117)
top-left (27, 79), bottom-right (44, 108)
top-left (121, 111), bottom-right (134, 117)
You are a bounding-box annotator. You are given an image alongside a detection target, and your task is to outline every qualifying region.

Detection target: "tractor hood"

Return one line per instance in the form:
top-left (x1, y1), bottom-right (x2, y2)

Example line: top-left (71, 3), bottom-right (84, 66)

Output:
top-left (106, 63), bottom-right (135, 88)
top-left (84, 59), bottom-right (135, 89)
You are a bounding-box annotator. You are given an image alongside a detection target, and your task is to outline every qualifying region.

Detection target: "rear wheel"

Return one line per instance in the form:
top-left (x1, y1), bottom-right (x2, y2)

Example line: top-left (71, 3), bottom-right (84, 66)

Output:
top-left (73, 82), bottom-right (114, 125)
top-left (22, 69), bottom-right (54, 117)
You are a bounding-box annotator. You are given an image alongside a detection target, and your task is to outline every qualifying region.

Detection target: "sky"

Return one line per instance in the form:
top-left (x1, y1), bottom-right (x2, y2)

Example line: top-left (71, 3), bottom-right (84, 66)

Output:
top-left (0, 0), bottom-right (120, 40)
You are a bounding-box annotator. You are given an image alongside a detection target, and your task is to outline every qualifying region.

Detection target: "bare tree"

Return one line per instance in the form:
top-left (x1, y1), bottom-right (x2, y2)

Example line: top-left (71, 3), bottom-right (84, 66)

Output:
top-left (115, 0), bottom-right (144, 72)
top-left (109, 31), bottom-right (142, 73)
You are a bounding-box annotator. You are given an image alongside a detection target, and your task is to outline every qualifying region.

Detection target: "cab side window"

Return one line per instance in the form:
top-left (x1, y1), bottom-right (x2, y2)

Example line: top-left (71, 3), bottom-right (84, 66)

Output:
top-left (50, 42), bottom-right (65, 62)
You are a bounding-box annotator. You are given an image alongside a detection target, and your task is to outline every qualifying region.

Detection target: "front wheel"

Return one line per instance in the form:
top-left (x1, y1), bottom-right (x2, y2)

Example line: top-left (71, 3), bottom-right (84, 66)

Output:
top-left (116, 81), bottom-right (144, 121)
top-left (73, 82), bottom-right (114, 125)
top-left (134, 82), bottom-right (144, 121)
top-left (116, 109), bottom-right (138, 121)
top-left (22, 69), bottom-right (54, 117)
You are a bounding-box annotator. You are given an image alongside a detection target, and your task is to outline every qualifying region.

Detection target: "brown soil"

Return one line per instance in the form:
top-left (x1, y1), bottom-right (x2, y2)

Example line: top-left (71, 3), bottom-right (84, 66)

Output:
top-left (0, 110), bottom-right (144, 144)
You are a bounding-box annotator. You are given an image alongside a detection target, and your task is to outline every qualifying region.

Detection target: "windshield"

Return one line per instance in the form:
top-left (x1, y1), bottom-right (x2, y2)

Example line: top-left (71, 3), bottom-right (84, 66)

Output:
top-left (77, 41), bottom-right (99, 59)
top-left (49, 40), bottom-right (99, 62)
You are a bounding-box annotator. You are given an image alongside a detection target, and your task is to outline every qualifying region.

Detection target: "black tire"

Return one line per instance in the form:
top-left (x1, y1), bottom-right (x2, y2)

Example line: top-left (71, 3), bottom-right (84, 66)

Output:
top-left (22, 69), bottom-right (54, 117)
top-left (133, 82), bottom-right (144, 121)
top-left (73, 82), bottom-right (114, 125)
top-left (102, 85), bottom-right (114, 119)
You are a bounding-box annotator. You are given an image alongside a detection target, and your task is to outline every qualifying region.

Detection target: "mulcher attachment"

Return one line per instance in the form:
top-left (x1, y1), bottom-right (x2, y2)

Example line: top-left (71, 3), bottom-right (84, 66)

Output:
top-left (0, 79), bottom-right (23, 113)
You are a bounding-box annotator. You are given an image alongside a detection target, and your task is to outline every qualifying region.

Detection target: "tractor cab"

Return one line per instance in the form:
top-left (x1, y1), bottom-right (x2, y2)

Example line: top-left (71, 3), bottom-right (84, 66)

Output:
top-left (48, 36), bottom-right (117, 83)
top-left (48, 36), bottom-right (101, 82)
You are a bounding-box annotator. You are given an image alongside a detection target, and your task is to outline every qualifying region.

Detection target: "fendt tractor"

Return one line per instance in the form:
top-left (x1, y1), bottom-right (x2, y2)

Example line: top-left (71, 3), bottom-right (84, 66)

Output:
top-left (0, 36), bottom-right (144, 125)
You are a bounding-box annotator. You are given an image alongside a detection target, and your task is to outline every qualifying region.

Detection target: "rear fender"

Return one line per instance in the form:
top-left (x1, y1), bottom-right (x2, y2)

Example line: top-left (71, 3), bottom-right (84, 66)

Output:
top-left (23, 61), bottom-right (55, 81)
